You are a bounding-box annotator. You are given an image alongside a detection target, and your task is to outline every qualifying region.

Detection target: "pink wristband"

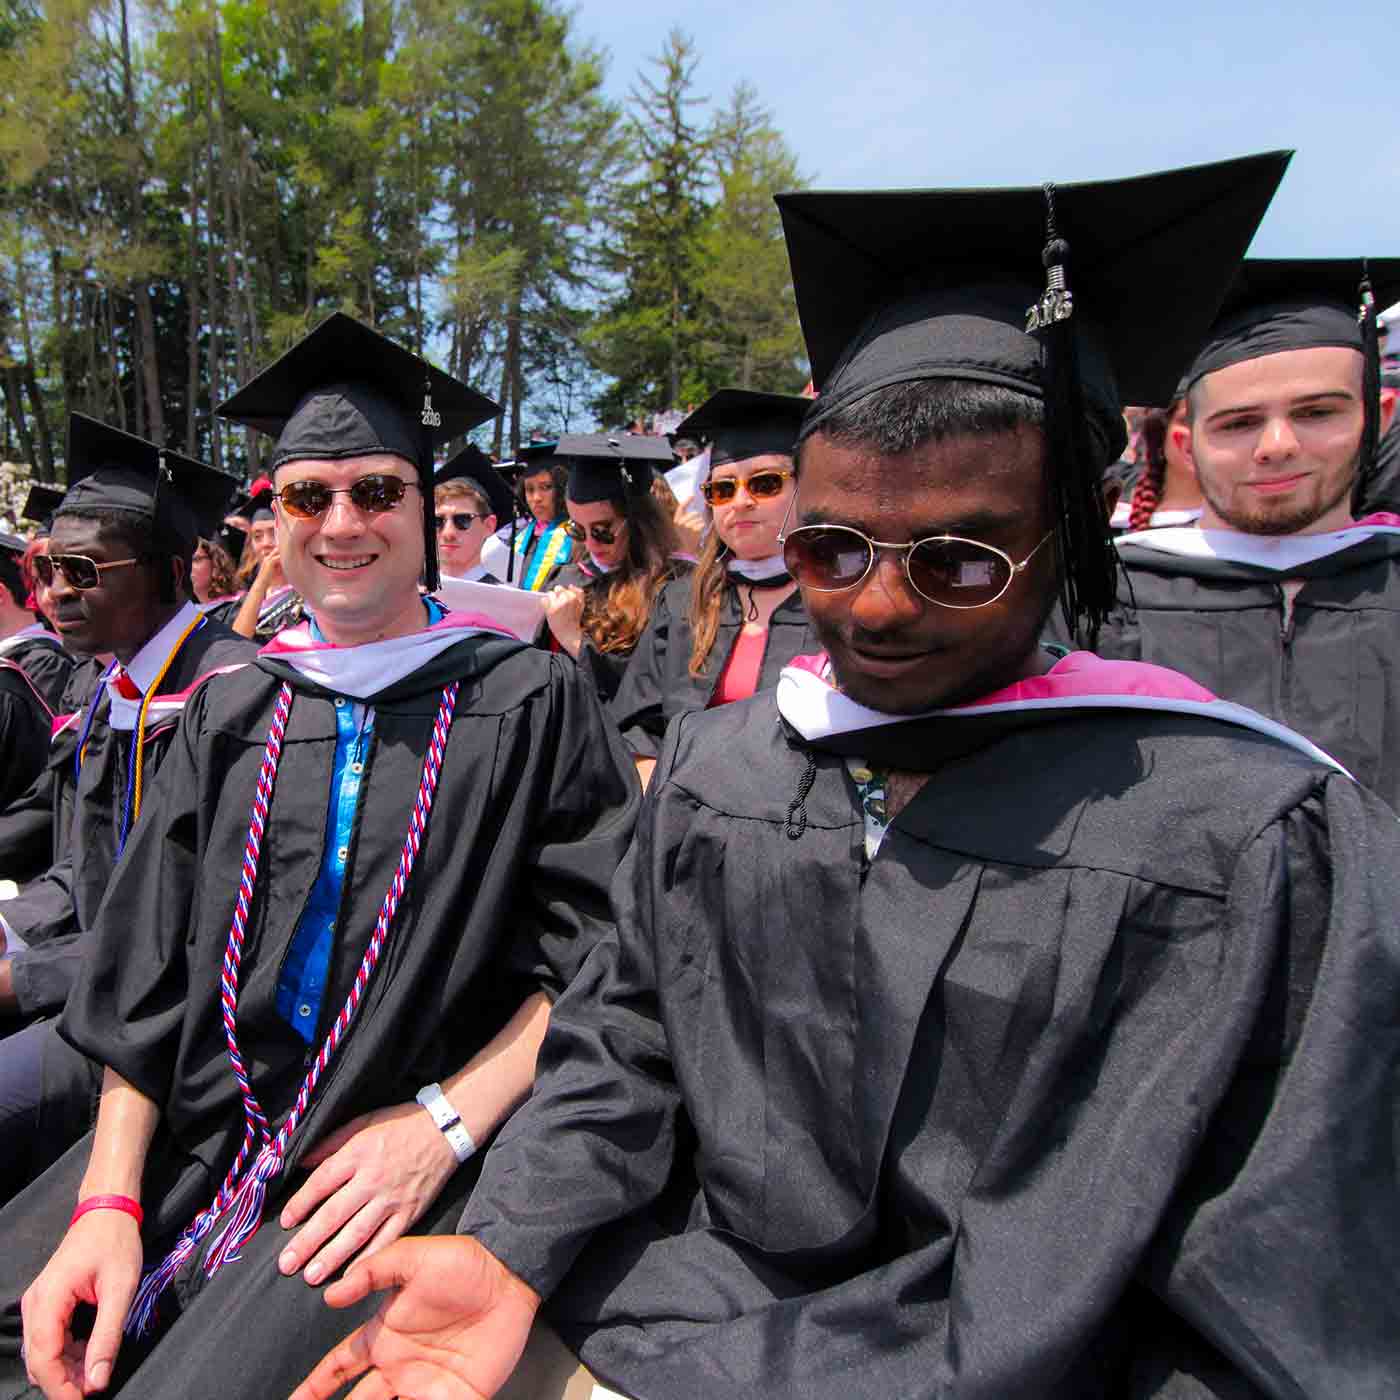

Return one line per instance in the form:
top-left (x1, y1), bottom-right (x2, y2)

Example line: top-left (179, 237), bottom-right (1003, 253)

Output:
top-left (70, 1194), bottom-right (143, 1228)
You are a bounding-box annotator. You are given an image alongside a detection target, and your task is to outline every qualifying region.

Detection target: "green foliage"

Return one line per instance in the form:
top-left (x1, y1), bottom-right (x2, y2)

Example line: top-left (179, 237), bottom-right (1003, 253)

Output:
top-left (0, 1), bottom-right (806, 475)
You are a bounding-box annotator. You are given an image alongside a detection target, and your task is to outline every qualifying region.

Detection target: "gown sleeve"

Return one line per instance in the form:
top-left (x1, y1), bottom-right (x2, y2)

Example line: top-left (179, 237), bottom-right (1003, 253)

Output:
top-left (608, 587), bottom-right (672, 759)
top-left (55, 686), bottom-right (206, 1108)
top-left (460, 717), bottom-right (685, 1296)
top-left (497, 656), bottom-right (642, 1002)
top-left (0, 853), bottom-right (79, 948)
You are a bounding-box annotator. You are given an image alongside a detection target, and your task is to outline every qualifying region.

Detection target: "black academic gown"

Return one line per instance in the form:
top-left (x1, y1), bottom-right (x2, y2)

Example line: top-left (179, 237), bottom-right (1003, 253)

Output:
top-left (608, 574), bottom-right (817, 756)
top-left (0, 665), bottom-right (49, 812)
top-left (0, 635), bottom-right (637, 1400)
top-left (0, 660), bottom-right (101, 888)
top-left (462, 693), bottom-right (1400, 1399)
top-left (1354, 420), bottom-right (1400, 516)
top-left (548, 561), bottom-right (692, 704)
top-left (0, 631), bottom-right (73, 712)
top-left (1, 616), bottom-right (256, 1021)
top-left (1073, 532), bottom-right (1400, 809)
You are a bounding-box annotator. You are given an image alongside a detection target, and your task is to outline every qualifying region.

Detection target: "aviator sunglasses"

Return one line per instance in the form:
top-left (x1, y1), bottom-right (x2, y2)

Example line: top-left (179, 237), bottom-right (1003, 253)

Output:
top-left (564, 519), bottom-right (621, 545)
top-left (274, 474), bottom-right (420, 519)
top-left (700, 468), bottom-right (793, 507)
top-left (435, 511), bottom-right (481, 532)
top-left (778, 496), bottom-right (1055, 610)
top-left (34, 554), bottom-right (144, 591)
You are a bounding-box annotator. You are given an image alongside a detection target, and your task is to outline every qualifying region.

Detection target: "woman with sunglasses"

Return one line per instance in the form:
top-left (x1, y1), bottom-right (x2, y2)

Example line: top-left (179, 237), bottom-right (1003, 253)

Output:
top-left (540, 436), bottom-right (685, 703)
top-left (609, 390), bottom-right (815, 784)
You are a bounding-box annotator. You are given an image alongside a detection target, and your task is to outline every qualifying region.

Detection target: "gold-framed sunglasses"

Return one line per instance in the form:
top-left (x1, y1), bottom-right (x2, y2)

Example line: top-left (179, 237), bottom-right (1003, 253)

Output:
top-left (779, 509), bottom-right (1055, 610)
top-left (274, 474), bottom-right (419, 520)
top-left (700, 468), bottom-right (793, 506)
top-left (33, 554), bottom-right (144, 591)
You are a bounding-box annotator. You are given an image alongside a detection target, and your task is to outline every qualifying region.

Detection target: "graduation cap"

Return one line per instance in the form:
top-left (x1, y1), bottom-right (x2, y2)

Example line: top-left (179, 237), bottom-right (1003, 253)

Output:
top-left (1184, 257), bottom-right (1400, 486)
top-left (776, 150), bottom-right (1291, 634)
top-left (556, 433), bottom-right (673, 503)
top-left (216, 521), bottom-right (248, 561)
top-left (21, 483), bottom-right (65, 532)
top-left (216, 312), bottom-right (501, 589)
top-left (435, 443), bottom-right (513, 523)
top-left (56, 414), bottom-right (238, 555)
top-left (244, 476), bottom-right (275, 523)
top-left (0, 530), bottom-right (25, 555)
top-left (674, 389), bottom-right (810, 467)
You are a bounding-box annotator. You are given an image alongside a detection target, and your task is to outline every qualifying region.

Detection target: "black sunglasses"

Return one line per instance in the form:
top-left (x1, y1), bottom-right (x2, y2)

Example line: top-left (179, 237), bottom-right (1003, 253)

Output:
top-left (34, 554), bottom-right (144, 591)
top-left (565, 520), bottom-right (620, 545)
top-left (435, 512), bottom-right (480, 532)
top-left (274, 475), bottom-right (419, 519)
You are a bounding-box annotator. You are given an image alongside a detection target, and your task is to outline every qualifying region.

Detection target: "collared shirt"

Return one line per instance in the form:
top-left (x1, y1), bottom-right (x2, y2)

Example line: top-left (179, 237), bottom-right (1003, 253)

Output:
top-left (113, 600), bottom-right (203, 695)
top-left (275, 598), bottom-right (444, 1042)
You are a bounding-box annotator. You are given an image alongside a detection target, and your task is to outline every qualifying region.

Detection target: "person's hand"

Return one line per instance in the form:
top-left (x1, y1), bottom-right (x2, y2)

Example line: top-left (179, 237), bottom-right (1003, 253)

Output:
top-left (289, 1235), bottom-right (540, 1400)
top-left (277, 1104), bottom-right (459, 1287)
top-left (673, 499), bottom-right (705, 553)
top-left (541, 586), bottom-right (586, 659)
top-left (21, 1210), bottom-right (143, 1398)
top-left (255, 549), bottom-right (286, 593)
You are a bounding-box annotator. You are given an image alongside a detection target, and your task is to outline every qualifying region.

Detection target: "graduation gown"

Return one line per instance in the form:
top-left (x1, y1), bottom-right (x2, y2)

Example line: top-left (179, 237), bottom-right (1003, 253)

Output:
top-left (0, 628), bottom-right (73, 712)
top-left (461, 662), bottom-right (1400, 1399)
top-left (0, 660), bottom-right (101, 888)
top-left (1070, 524), bottom-right (1400, 809)
top-left (1, 616), bottom-right (256, 1020)
top-left (0, 664), bottom-right (49, 812)
top-left (608, 574), bottom-right (817, 757)
top-left (0, 627), bottom-right (638, 1399)
top-left (548, 560), bottom-right (691, 704)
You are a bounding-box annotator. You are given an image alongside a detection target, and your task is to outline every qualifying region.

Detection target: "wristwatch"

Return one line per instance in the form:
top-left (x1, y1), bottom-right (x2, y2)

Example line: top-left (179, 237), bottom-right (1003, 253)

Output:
top-left (415, 1082), bottom-right (477, 1164)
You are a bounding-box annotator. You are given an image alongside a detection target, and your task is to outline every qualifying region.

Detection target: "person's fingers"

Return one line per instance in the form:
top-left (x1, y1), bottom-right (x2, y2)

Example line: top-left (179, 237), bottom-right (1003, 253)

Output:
top-left (280, 1177), bottom-right (369, 1275)
top-left (286, 1318), bottom-right (375, 1400)
top-left (354, 1212), bottom-right (412, 1269)
top-left (340, 1369), bottom-right (397, 1400)
top-left (302, 1200), bottom-right (392, 1286)
top-left (82, 1274), bottom-right (134, 1395)
top-left (319, 1238), bottom-right (420, 1309)
top-left (281, 1147), bottom-right (357, 1228)
top-left (22, 1284), bottom-right (83, 1399)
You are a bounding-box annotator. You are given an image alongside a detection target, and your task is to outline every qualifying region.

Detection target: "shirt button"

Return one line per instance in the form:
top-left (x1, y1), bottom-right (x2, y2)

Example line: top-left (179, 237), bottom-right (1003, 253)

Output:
top-left (298, 1003), bottom-right (312, 1018)
top-left (336, 845), bottom-right (348, 861)
top-left (349, 762), bottom-right (363, 774)
top-left (334, 697), bottom-right (346, 708)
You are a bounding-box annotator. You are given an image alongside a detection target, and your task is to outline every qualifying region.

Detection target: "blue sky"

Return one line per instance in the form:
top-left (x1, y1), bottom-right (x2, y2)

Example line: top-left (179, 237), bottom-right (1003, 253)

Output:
top-left (579, 0), bottom-right (1398, 258)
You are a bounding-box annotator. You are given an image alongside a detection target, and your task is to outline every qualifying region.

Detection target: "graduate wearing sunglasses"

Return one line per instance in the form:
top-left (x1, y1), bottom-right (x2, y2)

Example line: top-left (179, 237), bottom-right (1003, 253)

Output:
top-left (540, 434), bottom-right (686, 703)
top-left (609, 389), bottom-right (817, 785)
top-left (6, 314), bottom-right (638, 1400)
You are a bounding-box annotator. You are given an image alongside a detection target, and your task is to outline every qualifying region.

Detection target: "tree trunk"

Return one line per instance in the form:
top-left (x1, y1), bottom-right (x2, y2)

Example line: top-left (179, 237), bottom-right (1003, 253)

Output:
top-left (22, 365), bottom-right (54, 480)
top-left (185, 84), bottom-right (202, 458)
top-left (2, 367), bottom-right (37, 472)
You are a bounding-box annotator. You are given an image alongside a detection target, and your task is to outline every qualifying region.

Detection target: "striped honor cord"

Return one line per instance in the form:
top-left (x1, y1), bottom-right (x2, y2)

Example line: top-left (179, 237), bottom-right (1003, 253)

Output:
top-left (126, 678), bottom-right (461, 1336)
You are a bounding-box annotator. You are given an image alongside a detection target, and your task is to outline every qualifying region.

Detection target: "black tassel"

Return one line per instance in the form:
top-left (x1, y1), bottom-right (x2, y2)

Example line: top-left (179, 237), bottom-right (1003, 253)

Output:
top-left (1354, 260), bottom-right (1381, 513)
top-left (419, 378), bottom-right (440, 591)
top-left (1027, 183), bottom-right (1118, 648)
top-left (785, 747), bottom-right (817, 841)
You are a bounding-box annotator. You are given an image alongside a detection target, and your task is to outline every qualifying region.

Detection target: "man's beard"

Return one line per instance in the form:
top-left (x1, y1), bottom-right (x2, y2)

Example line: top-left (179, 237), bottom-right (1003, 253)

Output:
top-left (1199, 451), bottom-right (1359, 536)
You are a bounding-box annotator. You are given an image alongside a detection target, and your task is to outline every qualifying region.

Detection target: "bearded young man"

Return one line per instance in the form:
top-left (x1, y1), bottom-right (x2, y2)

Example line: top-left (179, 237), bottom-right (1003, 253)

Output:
top-left (1073, 259), bottom-right (1400, 807)
top-left (4, 314), bottom-right (637, 1400)
top-left (294, 156), bottom-right (1400, 1400)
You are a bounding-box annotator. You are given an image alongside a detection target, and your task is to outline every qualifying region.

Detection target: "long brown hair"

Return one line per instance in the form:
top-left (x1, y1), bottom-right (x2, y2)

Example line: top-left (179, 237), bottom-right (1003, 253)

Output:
top-left (196, 537), bottom-right (238, 599)
top-left (580, 491), bottom-right (681, 655)
top-left (687, 528), bottom-right (732, 677)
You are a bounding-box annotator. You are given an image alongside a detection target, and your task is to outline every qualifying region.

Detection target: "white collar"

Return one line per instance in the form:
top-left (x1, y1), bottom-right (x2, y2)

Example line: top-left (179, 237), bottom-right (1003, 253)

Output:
top-left (726, 553), bottom-right (788, 581)
top-left (1109, 501), bottom-right (1202, 529)
top-left (1116, 520), bottom-right (1400, 571)
top-left (119, 601), bottom-right (203, 695)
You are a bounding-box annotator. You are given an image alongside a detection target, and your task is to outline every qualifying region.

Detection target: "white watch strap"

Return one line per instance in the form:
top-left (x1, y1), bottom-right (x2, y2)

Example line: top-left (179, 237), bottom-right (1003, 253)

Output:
top-left (415, 1082), bottom-right (476, 1164)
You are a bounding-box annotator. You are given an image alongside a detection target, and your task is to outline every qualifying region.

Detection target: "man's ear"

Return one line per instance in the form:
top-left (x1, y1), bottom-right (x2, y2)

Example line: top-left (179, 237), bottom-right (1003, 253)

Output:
top-left (1174, 421), bottom-right (1198, 477)
top-left (1380, 386), bottom-right (1397, 437)
top-left (171, 554), bottom-right (188, 597)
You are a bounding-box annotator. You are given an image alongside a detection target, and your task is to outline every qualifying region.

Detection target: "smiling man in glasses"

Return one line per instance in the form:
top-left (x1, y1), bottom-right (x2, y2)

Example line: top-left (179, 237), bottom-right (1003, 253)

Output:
top-left (2, 314), bottom-right (637, 1400)
top-left (294, 156), bottom-right (1400, 1400)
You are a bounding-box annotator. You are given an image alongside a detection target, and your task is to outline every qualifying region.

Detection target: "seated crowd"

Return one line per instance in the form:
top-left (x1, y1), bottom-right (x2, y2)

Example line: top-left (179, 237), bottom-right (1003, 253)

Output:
top-left (0, 148), bottom-right (1398, 1400)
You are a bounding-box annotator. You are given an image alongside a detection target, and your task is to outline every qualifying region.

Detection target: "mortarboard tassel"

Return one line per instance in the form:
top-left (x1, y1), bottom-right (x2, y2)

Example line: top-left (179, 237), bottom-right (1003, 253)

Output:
top-left (1353, 260), bottom-right (1381, 512)
top-left (421, 379), bottom-right (441, 592)
top-left (1026, 183), bottom-right (1119, 646)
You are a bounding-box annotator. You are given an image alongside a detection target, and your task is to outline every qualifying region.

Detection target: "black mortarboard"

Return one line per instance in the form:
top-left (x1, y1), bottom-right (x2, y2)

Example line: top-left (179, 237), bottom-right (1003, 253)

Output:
top-left (1184, 258), bottom-right (1400, 493)
top-left (21, 483), bottom-right (65, 531)
top-left (217, 522), bottom-right (248, 560)
top-left (777, 151), bottom-right (1291, 634)
top-left (0, 530), bottom-right (25, 555)
top-left (435, 443), bottom-right (513, 523)
top-left (56, 414), bottom-right (238, 554)
top-left (516, 440), bottom-right (562, 473)
top-left (557, 434), bottom-right (673, 503)
top-left (216, 312), bottom-right (500, 589)
top-left (674, 390), bottom-right (809, 467)
top-left (245, 479), bottom-right (276, 523)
